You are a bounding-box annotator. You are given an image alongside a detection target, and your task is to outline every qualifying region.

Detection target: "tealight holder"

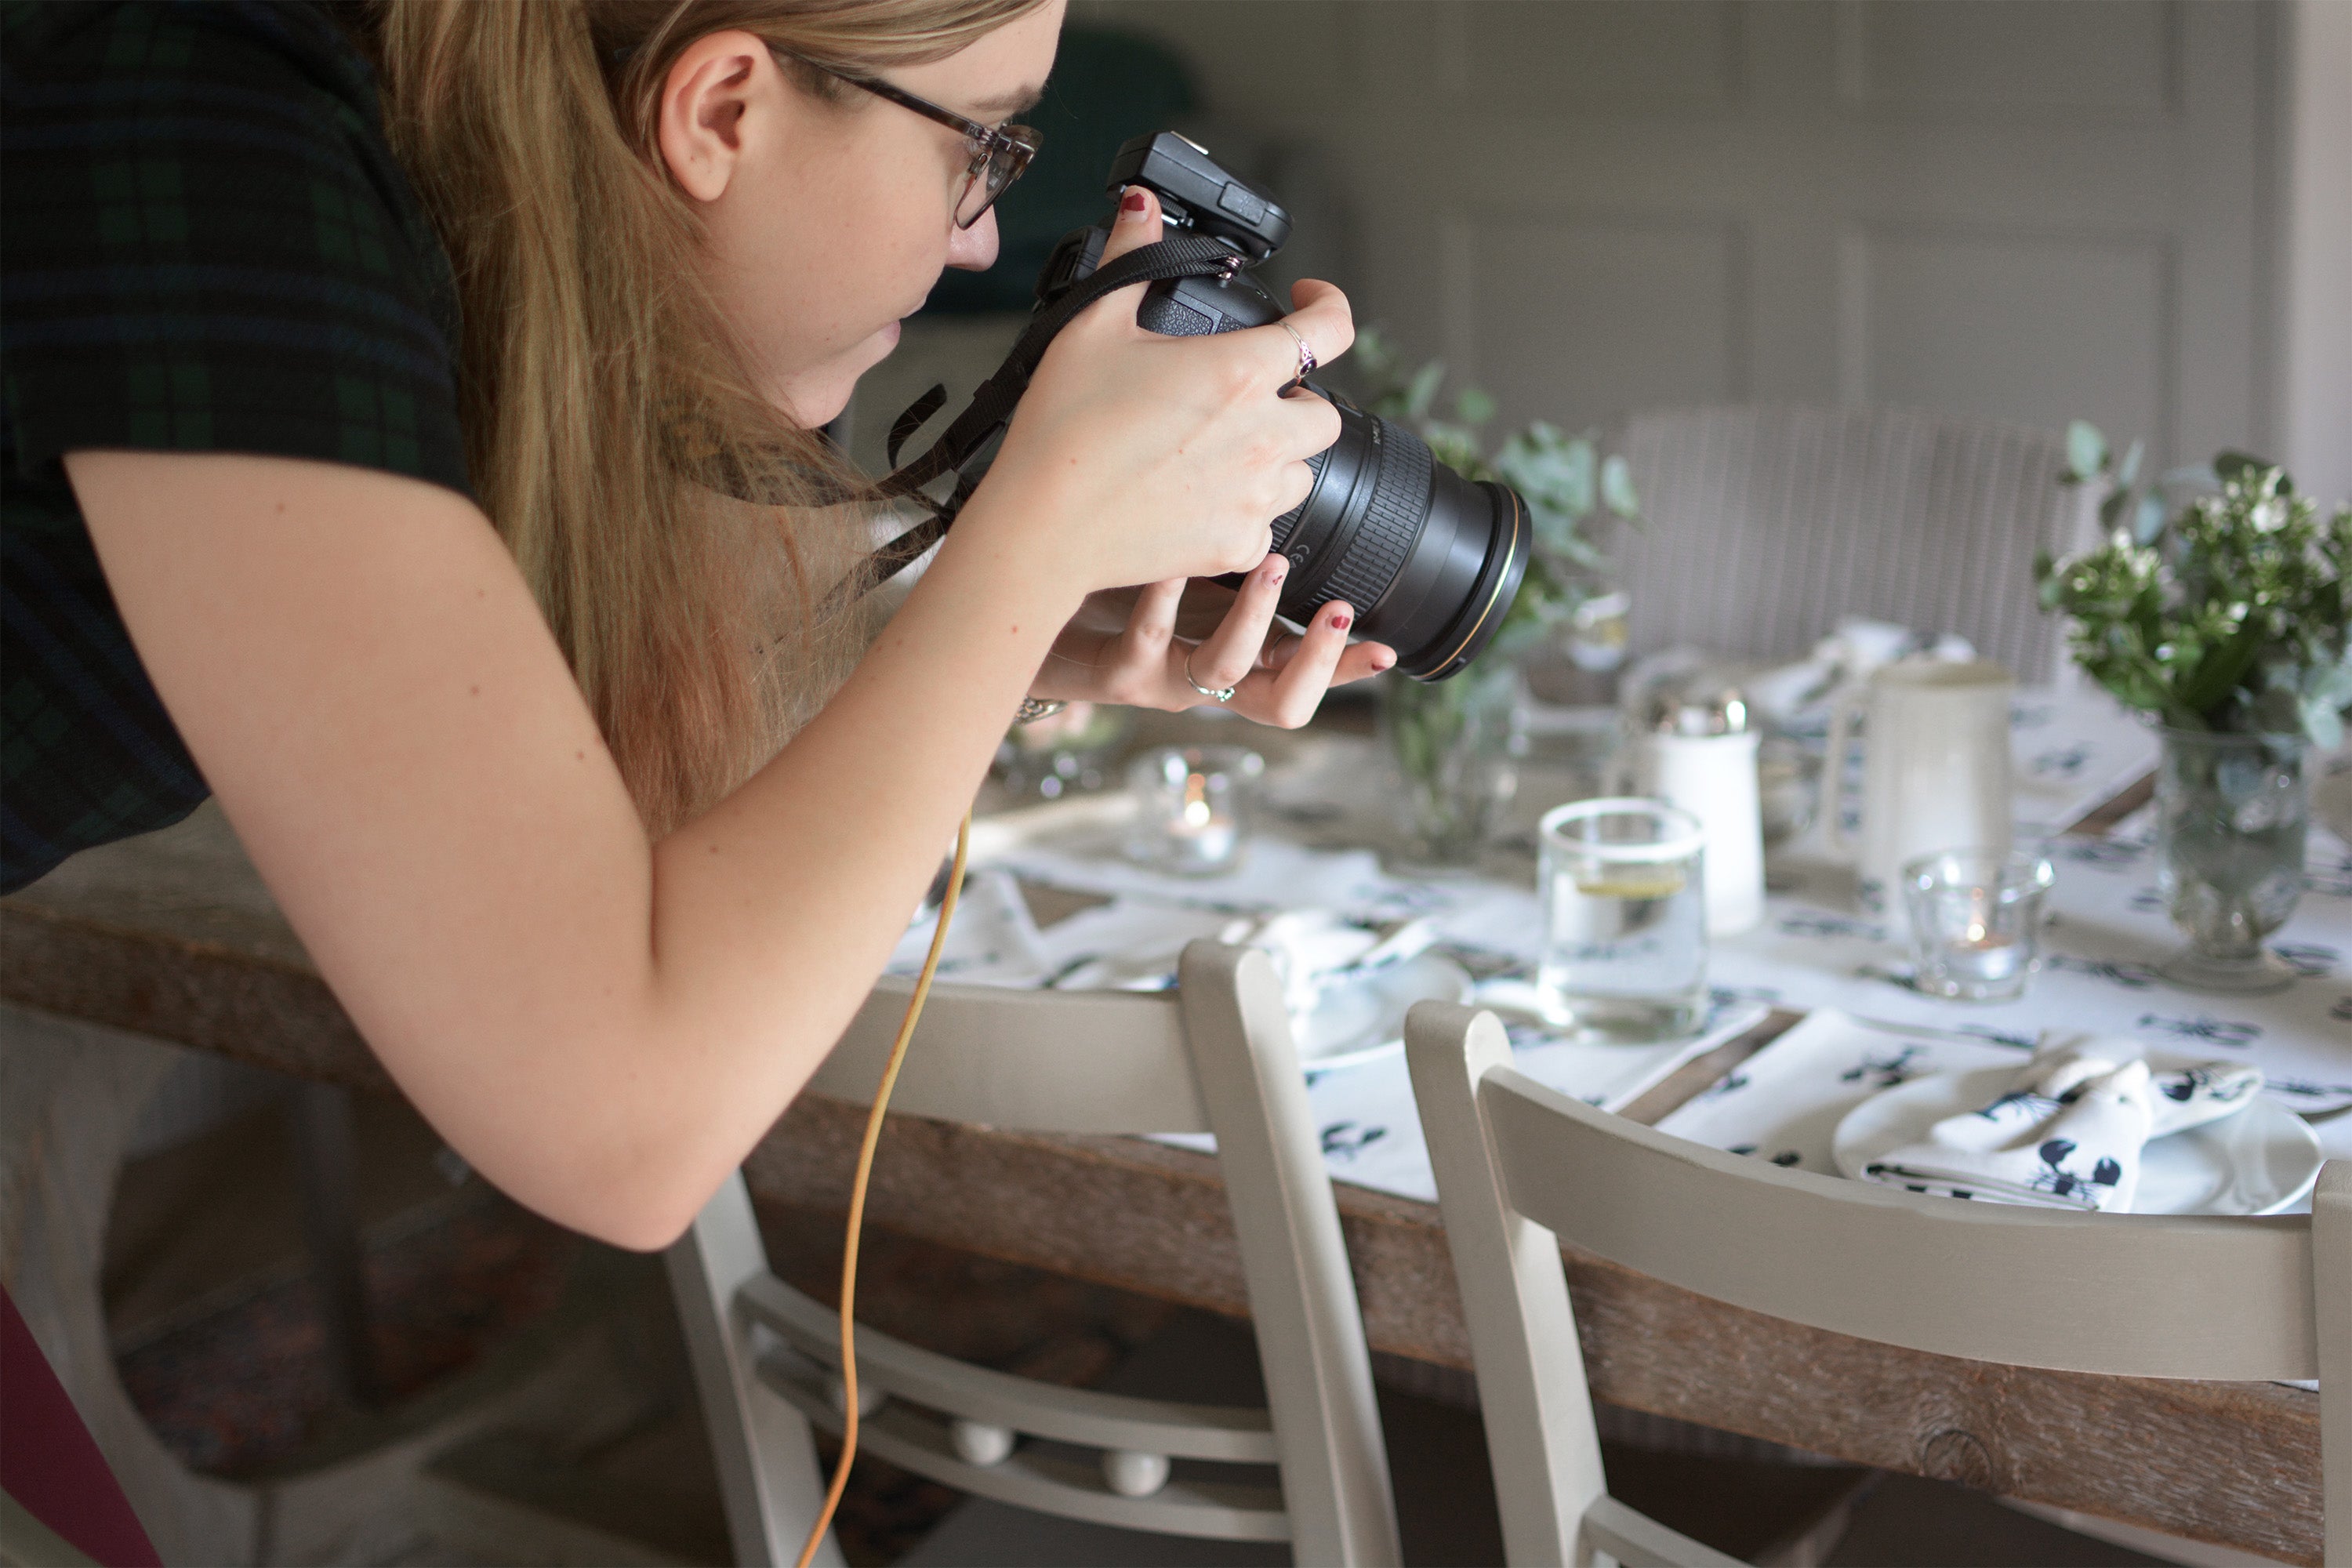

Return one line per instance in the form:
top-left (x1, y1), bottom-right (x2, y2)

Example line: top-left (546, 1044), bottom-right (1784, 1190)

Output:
top-left (1901, 848), bottom-right (2056, 1002)
top-left (1124, 746), bottom-right (1264, 877)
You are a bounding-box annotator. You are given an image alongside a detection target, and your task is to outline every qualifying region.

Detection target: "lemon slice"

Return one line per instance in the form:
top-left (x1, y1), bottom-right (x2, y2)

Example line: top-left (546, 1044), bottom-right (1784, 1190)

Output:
top-left (1573, 866), bottom-right (1688, 899)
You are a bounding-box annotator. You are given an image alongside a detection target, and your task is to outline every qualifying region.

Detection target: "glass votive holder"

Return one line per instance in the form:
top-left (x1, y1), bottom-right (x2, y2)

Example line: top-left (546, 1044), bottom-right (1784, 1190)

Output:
top-left (993, 702), bottom-right (1133, 800)
top-left (1124, 746), bottom-right (1264, 877)
top-left (1901, 848), bottom-right (2056, 1002)
top-left (1534, 798), bottom-right (1710, 1041)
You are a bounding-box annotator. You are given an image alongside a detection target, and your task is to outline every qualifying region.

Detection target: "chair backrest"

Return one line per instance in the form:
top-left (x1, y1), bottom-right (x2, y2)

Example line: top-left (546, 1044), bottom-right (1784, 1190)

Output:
top-left (1603, 405), bottom-right (2101, 683)
top-left (1405, 1000), bottom-right (2350, 1567)
top-left (670, 941), bottom-right (1403, 1567)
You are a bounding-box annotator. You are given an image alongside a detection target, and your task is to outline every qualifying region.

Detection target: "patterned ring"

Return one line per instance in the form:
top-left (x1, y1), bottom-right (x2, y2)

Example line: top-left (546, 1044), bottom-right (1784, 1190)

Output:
top-left (1014, 697), bottom-right (1067, 724)
top-left (1277, 320), bottom-right (1316, 388)
top-left (1182, 644), bottom-right (1237, 704)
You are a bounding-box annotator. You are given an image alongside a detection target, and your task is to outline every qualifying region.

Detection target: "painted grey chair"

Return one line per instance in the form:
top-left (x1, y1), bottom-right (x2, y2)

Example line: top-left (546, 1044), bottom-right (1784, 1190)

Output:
top-left (1605, 405), bottom-right (2103, 684)
top-left (1404, 1002), bottom-right (2350, 1568)
top-left (668, 941), bottom-right (1403, 1567)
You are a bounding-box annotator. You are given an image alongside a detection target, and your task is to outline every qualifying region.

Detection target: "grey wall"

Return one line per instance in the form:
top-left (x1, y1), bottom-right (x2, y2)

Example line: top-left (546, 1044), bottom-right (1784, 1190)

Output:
top-left (2280, 0), bottom-right (2352, 500)
top-left (1074, 0), bottom-right (2289, 475)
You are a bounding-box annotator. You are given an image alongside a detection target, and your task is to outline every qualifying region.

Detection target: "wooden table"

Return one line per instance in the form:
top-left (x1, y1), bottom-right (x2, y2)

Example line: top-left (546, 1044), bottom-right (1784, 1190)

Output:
top-left (2, 799), bottom-right (2319, 1564)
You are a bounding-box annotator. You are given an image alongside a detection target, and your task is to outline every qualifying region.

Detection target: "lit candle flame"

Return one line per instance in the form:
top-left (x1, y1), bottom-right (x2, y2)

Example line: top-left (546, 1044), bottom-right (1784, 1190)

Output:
top-left (1182, 774), bottom-right (1213, 829)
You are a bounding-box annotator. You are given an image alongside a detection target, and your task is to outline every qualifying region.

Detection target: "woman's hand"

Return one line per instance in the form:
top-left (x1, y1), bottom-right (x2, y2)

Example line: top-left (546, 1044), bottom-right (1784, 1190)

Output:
top-left (962, 185), bottom-right (1354, 596)
top-left (1035, 565), bottom-right (1395, 728)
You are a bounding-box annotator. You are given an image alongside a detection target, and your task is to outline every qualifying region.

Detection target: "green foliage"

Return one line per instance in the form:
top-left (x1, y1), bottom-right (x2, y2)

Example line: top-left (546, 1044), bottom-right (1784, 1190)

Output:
top-left (1348, 327), bottom-right (1638, 663)
top-left (2038, 424), bottom-right (2352, 749)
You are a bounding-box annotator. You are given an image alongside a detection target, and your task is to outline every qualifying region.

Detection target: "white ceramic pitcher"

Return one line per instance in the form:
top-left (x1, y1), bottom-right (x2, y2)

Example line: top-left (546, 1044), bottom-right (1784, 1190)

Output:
top-left (1820, 659), bottom-right (2014, 910)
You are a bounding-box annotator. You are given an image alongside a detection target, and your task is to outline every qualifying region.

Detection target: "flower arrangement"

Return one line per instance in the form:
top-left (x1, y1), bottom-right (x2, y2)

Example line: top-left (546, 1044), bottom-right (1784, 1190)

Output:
top-left (1348, 328), bottom-right (1638, 661)
top-left (2034, 423), bottom-right (2352, 749)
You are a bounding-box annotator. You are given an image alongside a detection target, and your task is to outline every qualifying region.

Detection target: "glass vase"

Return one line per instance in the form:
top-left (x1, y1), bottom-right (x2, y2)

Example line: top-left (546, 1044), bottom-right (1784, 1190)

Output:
top-left (2154, 728), bottom-right (2309, 994)
top-left (1378, 664), bottom-right (1520, 874)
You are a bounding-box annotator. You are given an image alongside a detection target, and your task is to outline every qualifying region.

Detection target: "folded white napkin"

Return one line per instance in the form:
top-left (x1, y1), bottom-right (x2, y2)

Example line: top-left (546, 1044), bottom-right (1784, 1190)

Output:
top-left (1860, 1044), bottom-right (2264, 1212)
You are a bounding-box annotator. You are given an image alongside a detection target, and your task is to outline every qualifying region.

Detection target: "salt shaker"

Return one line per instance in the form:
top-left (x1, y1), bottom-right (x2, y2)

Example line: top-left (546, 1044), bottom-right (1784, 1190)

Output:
top-left (1621, 679), bottom-right (1766, 936)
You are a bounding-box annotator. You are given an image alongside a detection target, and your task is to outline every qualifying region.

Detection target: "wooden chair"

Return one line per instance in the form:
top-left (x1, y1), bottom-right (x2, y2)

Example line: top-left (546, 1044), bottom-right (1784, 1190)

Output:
top-left (1604, 405), bottom-right (2103, 684)
top-left (668, 941), bottom-right (1403, 1567)
top-left (1403, 1001), bottom-right (2349, 1567)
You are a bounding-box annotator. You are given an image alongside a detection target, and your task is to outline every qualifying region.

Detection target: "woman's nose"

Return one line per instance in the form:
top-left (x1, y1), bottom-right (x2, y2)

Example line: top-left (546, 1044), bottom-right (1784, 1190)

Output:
top-left (946, 205), bottom-right (999, 272)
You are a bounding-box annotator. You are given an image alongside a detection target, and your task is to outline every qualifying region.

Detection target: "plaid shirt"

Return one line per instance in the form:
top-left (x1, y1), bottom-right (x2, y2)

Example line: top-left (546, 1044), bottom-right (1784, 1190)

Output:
top-left (2, 0), bottom-right (469, 892)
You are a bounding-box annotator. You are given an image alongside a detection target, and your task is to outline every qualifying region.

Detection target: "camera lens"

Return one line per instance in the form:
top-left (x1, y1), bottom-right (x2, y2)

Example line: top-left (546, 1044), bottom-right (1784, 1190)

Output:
top-left (1268, 391), bottom-right (1530, 681)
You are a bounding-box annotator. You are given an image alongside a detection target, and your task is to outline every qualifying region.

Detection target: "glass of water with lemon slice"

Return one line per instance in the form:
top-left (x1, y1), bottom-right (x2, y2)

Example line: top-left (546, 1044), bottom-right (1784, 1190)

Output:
top-left (1535, 798), bottom-right (1709, 1040)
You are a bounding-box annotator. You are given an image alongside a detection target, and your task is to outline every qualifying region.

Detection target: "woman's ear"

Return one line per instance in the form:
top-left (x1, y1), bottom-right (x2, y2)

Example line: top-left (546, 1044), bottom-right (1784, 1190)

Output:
top-left (657, 30), bottom-right (774, 204)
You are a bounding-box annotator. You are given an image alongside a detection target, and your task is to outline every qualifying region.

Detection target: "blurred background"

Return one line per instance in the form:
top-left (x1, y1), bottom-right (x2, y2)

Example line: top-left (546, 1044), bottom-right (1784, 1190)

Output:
top-left (854, 0), bottom-right (2350, 499)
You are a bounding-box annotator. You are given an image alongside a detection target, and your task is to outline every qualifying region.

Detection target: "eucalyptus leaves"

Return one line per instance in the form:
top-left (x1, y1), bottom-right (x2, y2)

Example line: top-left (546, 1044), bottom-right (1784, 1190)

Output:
top-left (1351, 329), bottom-right (1637, 659)
top-left (2035, 424), bottom-right (2352, 749)
top-left (1350, 331), bottom-right (1639, 869)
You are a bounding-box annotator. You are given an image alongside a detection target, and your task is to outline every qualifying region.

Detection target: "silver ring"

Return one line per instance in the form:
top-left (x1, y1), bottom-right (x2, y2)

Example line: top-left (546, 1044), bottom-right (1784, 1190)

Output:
top-left (1014, 697), bottom-right (1067, 724)
top-left (1277, 321), bottom-right (1316, 388)
top-left (1261, 629), bottom-right (1298, 670)
top-left (1183, 644), bottom-right (1237, 704)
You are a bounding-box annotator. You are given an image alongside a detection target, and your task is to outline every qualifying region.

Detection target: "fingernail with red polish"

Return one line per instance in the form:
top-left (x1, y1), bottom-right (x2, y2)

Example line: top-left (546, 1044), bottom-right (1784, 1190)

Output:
top-left (1330, 609), bottom-right (1352, 632)
top-left (1374, 649), bottom-right (1396, 671)
top-left (1265, 557), bottom-right (1289, 583)
top-left (1120, 187), bottom-right (1148, 215)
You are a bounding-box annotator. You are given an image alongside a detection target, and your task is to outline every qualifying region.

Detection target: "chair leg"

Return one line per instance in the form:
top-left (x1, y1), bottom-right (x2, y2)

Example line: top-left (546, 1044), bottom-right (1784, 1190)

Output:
top-left (2313, 1163), bottom-right (2349, 1568)
top-left (287, 1083), bottom-right (381, 1406)
top-left (1178, 942), bottom-right (1403, 1568)
top-left (0, 1007), bottom-right (260, 1561)
top-left (666, 1171), bottom-right (846, 1568)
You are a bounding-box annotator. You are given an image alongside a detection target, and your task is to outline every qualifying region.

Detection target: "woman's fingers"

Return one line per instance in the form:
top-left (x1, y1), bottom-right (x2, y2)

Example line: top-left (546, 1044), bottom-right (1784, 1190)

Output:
top-left (1324, 640), bottom-right (1398, 687)
top-left (1080, 185), bottom-right (1167, 334)
top-left (1277, 278), bottom-right (1356, 368)
top-left (1102, 578), bottom-right (1186, 699)
top-left (1181, 555), bottom-right (1287, 695)
top-left (1259, 624), bottom-right (1395, 686)
top-left (1241, 599), bottom-right (1358, 728)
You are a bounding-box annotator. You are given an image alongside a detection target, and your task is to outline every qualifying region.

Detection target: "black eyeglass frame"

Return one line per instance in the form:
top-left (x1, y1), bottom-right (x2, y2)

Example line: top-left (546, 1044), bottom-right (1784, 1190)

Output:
top-left (789, 55), bottom-right (1042, 230)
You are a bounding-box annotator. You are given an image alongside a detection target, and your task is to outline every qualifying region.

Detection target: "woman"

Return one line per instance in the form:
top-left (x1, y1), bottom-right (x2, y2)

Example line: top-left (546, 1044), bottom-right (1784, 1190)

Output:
top-left (1, 0), bottom-right (1384, 1250)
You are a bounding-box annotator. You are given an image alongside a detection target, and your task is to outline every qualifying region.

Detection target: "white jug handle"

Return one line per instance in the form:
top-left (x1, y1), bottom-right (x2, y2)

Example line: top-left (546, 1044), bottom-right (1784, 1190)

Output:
top-left (1820, 684), bottom-right (1866, 860)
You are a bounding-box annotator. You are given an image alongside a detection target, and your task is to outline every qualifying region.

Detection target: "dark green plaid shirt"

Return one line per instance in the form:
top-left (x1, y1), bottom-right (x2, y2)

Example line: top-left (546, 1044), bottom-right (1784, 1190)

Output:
top-left (2, 0), bottom-right (470, 892)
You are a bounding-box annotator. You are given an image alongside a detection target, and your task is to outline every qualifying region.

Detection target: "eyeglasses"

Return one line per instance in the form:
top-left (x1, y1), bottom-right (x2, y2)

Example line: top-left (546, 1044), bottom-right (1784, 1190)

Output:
top-left (795, 56), bottom-right (1042, 230)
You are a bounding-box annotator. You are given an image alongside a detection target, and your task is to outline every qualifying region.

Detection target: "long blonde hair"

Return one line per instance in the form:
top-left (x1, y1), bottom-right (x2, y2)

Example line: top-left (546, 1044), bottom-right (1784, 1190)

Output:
top-left (373, 0), bottom-right (1047, 833)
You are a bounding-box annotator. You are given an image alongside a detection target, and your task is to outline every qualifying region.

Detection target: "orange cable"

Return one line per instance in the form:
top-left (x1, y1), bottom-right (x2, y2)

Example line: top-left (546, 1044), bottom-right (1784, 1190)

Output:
top-left (796, 809), bottom-right (971, 1568)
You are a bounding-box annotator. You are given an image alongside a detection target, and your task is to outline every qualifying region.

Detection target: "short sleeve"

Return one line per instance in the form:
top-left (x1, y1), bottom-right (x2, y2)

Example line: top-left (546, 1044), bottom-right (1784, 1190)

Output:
top-left (0, 0), bottom-right (471, 497)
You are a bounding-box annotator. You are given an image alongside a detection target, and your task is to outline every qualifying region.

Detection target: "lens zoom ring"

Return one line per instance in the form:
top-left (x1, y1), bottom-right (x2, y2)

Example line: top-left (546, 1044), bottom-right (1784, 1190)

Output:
top-left (1320, 418), bottom-right (1428, 614)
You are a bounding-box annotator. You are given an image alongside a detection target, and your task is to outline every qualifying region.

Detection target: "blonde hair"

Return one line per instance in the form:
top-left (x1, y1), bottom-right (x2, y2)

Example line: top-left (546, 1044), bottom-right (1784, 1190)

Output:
top-left (374, 0), bottom-right (1047, 833)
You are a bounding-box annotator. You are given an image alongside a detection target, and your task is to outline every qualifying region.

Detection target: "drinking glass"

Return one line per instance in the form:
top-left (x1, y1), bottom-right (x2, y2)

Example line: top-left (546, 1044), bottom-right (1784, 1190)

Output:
top-left (1534, 798), bottom-right (1709, 1040)
top-left (1901, 849), bottom-right (2055, 1002)
top-left (1124, 746), bottom-right (1263, 877)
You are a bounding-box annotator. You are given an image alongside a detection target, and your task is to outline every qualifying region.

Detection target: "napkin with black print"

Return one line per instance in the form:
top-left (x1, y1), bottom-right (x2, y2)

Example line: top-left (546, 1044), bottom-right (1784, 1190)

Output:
top-left (1859, 1044), bottom-right (2265, 1211)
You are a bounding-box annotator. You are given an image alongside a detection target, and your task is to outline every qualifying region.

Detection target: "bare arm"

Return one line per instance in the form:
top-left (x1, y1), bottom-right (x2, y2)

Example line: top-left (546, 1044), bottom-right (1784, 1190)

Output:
top-left (66, 249), bottom-right (1354, 1251)
top-left (70, 450), bottom-right (1076, 1250)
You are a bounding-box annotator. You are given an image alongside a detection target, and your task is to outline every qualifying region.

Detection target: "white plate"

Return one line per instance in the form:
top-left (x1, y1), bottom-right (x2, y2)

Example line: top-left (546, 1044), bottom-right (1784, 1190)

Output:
top-left (1831, 1053), bottom-right (2324, 1215)
top-left (1295, 954), bottom-right (1475, 1072)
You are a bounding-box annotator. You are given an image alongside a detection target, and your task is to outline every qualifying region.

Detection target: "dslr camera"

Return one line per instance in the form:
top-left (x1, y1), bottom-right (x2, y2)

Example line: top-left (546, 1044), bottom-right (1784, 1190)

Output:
top-left (1037, 133), bottom-right (1529, 681)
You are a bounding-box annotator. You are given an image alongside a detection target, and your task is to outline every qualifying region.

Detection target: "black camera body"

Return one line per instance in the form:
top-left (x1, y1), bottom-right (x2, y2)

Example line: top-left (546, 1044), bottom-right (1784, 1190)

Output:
top-left (1039, 133), bottom-right (1293, 338)
top-left (1036, 134), bottom-right (1529, 681)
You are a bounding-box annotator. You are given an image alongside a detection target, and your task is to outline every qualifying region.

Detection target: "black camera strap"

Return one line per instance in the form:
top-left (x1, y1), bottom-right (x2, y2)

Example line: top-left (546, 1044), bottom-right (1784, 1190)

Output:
top-left (828, 230), bottom-right (1249, 609)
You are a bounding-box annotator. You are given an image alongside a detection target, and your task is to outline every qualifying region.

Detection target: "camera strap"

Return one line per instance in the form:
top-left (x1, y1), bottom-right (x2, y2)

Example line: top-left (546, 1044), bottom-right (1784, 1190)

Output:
top-left (829, 231), bottom-right (1250, 608)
